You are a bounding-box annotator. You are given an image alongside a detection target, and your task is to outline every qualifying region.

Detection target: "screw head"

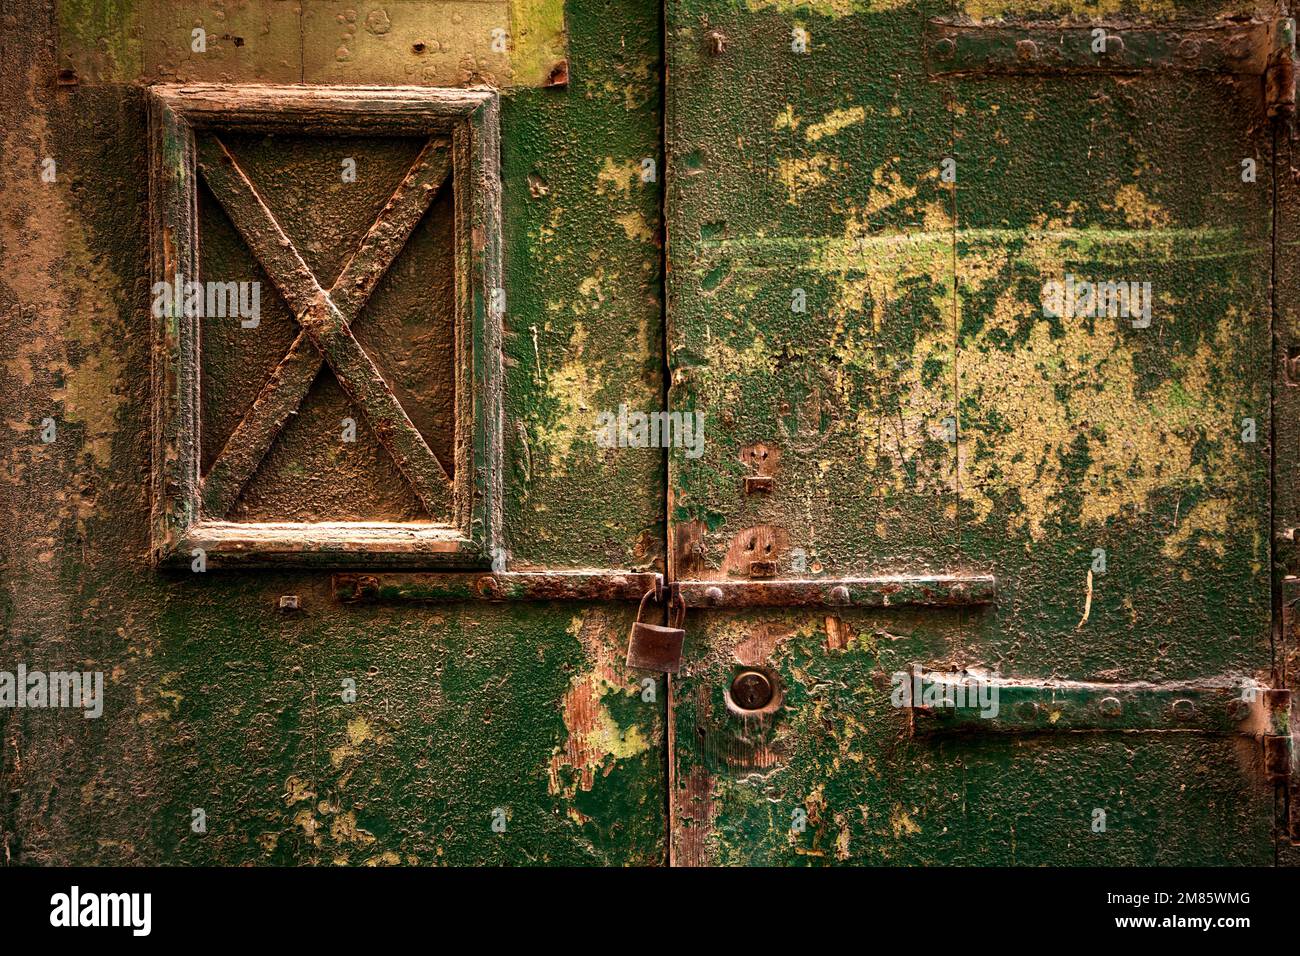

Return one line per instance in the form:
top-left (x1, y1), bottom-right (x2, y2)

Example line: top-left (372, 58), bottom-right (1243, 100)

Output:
top-left (730, 670), bottom-right (775, 711)
top-left (829, 585), bottom-right (850, 605)
top-left (1015, 700), bottom-right (1039, 720)
top-left (705, 586), bottom-right (724, 605)
top-left (933, 37), bottom-right (956, 60)
top-left (1100, 696), bottom-right (1122, 717)
top-left (1015, 39), bottom-right (1038, 60)
top-left (1171, 698), bottom-right (1196, 721)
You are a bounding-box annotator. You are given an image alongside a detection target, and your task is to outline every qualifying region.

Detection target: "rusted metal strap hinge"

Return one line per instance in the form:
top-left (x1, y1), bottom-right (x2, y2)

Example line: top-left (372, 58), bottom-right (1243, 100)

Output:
top-left (904, 670), bottom-right (1279, 734)
top-left (905, 670), bottom-right (1296, 824)
top-left (926, 17), bottom-right (1296, 120)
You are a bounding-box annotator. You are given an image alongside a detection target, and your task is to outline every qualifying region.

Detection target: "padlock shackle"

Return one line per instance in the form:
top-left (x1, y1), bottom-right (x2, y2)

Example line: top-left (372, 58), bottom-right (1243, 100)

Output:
top-left (636, 584), bottom-right (687, 629)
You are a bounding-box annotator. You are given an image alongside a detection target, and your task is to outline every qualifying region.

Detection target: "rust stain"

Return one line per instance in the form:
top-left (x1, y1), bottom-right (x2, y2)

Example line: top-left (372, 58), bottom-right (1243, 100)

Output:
top-left (547, 611), bottom-right (648, 797)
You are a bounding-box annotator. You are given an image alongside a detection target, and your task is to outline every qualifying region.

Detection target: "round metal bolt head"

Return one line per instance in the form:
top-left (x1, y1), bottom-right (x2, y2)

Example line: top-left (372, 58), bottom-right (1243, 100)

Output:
top-left (705, 586), bottom-right (724, 605)
top-left (730, 670), bottom-right (774, 711)
top-left (1099, 696), bottom-right (1122, 717)
top-left (829, 585), bottom-right (850, 605)
top-left (1015, 700), bottom-right (1039, 720)
top-left (1171, 698), bottom-right (1196, 720)
top-left (933, 37), bottom-right (956, 60)
top-left (1015, 39), bottom-right (1038, 60)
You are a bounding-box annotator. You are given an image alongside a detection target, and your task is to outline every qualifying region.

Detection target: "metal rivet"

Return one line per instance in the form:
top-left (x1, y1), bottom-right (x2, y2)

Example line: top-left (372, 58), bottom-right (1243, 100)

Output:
top-left (1015, 700), bottom-right (1039, 720)
top-left (705, 585), bottom-right (724, 605)
top-left (1171, 698), bottom-right (1196, 720)
top-left (1015, 39), bottom-right (1037, 60)
top-left (933, 37), bottom-right (956, 60)
top-left (1104, 35), bottom-right (1124, 55)
top-left (730, 670), bottom-right (774, 710)
top-left (1100, 696), bottom-right (1122, 717)
top-left (829, 585), bottom-right (850, 605)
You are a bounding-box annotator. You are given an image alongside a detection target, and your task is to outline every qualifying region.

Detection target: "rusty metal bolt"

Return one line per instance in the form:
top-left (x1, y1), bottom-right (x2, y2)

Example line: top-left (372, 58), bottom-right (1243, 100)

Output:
top-left (730, 670), bottom-right (774, 711)
top-left (705, 585), bottom-right (724, 605)
top-left (1177, 38), bottom-right (1201, 61)
top-left (1103, 35), bottom-right (1124, 56)
top-left (1171, 698), bottom-right (1196, 721)
top-left (829, 585), bottom-right (850, 605)
top-left (1100, 696), bottom-right (1122, 718)
top-left (1015, 700), bottom-right (1039, 720)
top-left (1015, 39), bottom-right (1038, 61)
top-left (933, 37), bottom-right (956, 61)
top-left (707, 30), bottom-right (727, 56)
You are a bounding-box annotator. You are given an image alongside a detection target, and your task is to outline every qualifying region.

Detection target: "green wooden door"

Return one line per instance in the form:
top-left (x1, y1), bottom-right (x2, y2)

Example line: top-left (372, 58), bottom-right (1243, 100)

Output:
top-left (664, 0), bottom-right (1290, 865)
top-left (4, 0), bottom-right (1297, 868)
top-left (4, 0), bottom-right (667, 866)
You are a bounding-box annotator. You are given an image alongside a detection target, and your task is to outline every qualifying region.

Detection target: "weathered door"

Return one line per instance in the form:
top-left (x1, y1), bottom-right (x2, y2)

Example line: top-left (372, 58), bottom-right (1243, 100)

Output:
top-left (3, 0), bottom-right (667, 865)
top-left (3, 0), bottom-right (1299, 868)
top-left (665, 0), bottom-right (1296, 864)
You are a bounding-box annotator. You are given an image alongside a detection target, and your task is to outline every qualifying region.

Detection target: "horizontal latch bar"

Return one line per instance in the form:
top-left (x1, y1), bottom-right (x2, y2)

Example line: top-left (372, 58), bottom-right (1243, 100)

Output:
top-left (334, 570), bottom-right (660, 603)
top-left (680, 575), bottom-right (995, 608)
top-left (334, 572), bottom-right (996, 608)
top-left (903, 668), bottom-right (1289, 736)
top-left (925, 18), bottom-right (1283, 77)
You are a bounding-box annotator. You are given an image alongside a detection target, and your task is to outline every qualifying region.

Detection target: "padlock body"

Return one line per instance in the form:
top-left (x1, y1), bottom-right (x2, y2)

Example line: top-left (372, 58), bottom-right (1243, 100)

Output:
top-left (625, 622), bottom-right (686, 673)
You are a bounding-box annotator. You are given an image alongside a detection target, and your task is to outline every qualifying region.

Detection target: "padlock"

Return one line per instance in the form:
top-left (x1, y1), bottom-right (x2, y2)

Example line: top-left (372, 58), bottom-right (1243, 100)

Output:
top-left (625, 585), bottom-right (686, 673)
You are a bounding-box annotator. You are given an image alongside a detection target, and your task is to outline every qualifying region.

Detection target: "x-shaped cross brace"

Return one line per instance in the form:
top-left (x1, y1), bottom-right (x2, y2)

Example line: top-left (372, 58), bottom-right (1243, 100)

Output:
top-left (195, 135), bottom-right (453, 519)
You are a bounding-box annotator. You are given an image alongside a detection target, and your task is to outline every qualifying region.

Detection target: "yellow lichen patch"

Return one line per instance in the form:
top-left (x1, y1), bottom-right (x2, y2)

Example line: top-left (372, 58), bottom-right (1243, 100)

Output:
top-left (1108, 184), bottom-right (1172, 230)
top-left (538, 321), bottom-right (606, 461)
top-left (284, 776), bottom-right (316, 805)
top-left (329, 716), bottom-right (385, 769)
top-left (330, 810), bottom-right (376, 846)
top-left (957, 234), bottom-right (1256, 539)
top-left (2, 108), bottom-right (125, 475)
top-left (547, 611), bottom-right (650, 798)
top-left (805, 106), bottom-right (866, 143)
top-left (890, 804), bottom-right (921, 838)
top-left (508, 0), bottom-right (569, 85)
top-left (1163, 498), bottom-right (1230, 558)
top-left (616, 210), bottom-right (655, 243)
top-left (776, 153), bottom-right (842, 204)
top-left (294, 808), bottom-right (322, 846)
top-left (773, 104), bottom-right (802, 131)
top-left (960, 0), bottom-right (1177, 20)
top-left (844, 165), bottom-right (925, 227)
top-left (596, 157), bottom-right (640, 197)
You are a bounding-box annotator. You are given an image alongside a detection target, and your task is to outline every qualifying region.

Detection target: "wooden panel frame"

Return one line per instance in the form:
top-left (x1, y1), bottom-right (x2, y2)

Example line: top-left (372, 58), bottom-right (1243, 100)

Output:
top-left (148, 84), bottom-right (502, 569)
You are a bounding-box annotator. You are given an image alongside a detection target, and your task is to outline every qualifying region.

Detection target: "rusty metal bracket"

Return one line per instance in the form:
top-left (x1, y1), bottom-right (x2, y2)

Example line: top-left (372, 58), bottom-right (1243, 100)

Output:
top-left (905, 669), bottom-right (1286, 736)
top-left (680, 574), bottom-right (995, 609)
top-left (925, 17), bottom-right (1296, 118)
top-left (904, 669), bottom-right (1296, 825)
top-left (927, 18), bottom-right (1273, 76)
top-left (334, 570), bottom-right (662, 603)
top-left (336, 572), bottom-right (994, 608)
